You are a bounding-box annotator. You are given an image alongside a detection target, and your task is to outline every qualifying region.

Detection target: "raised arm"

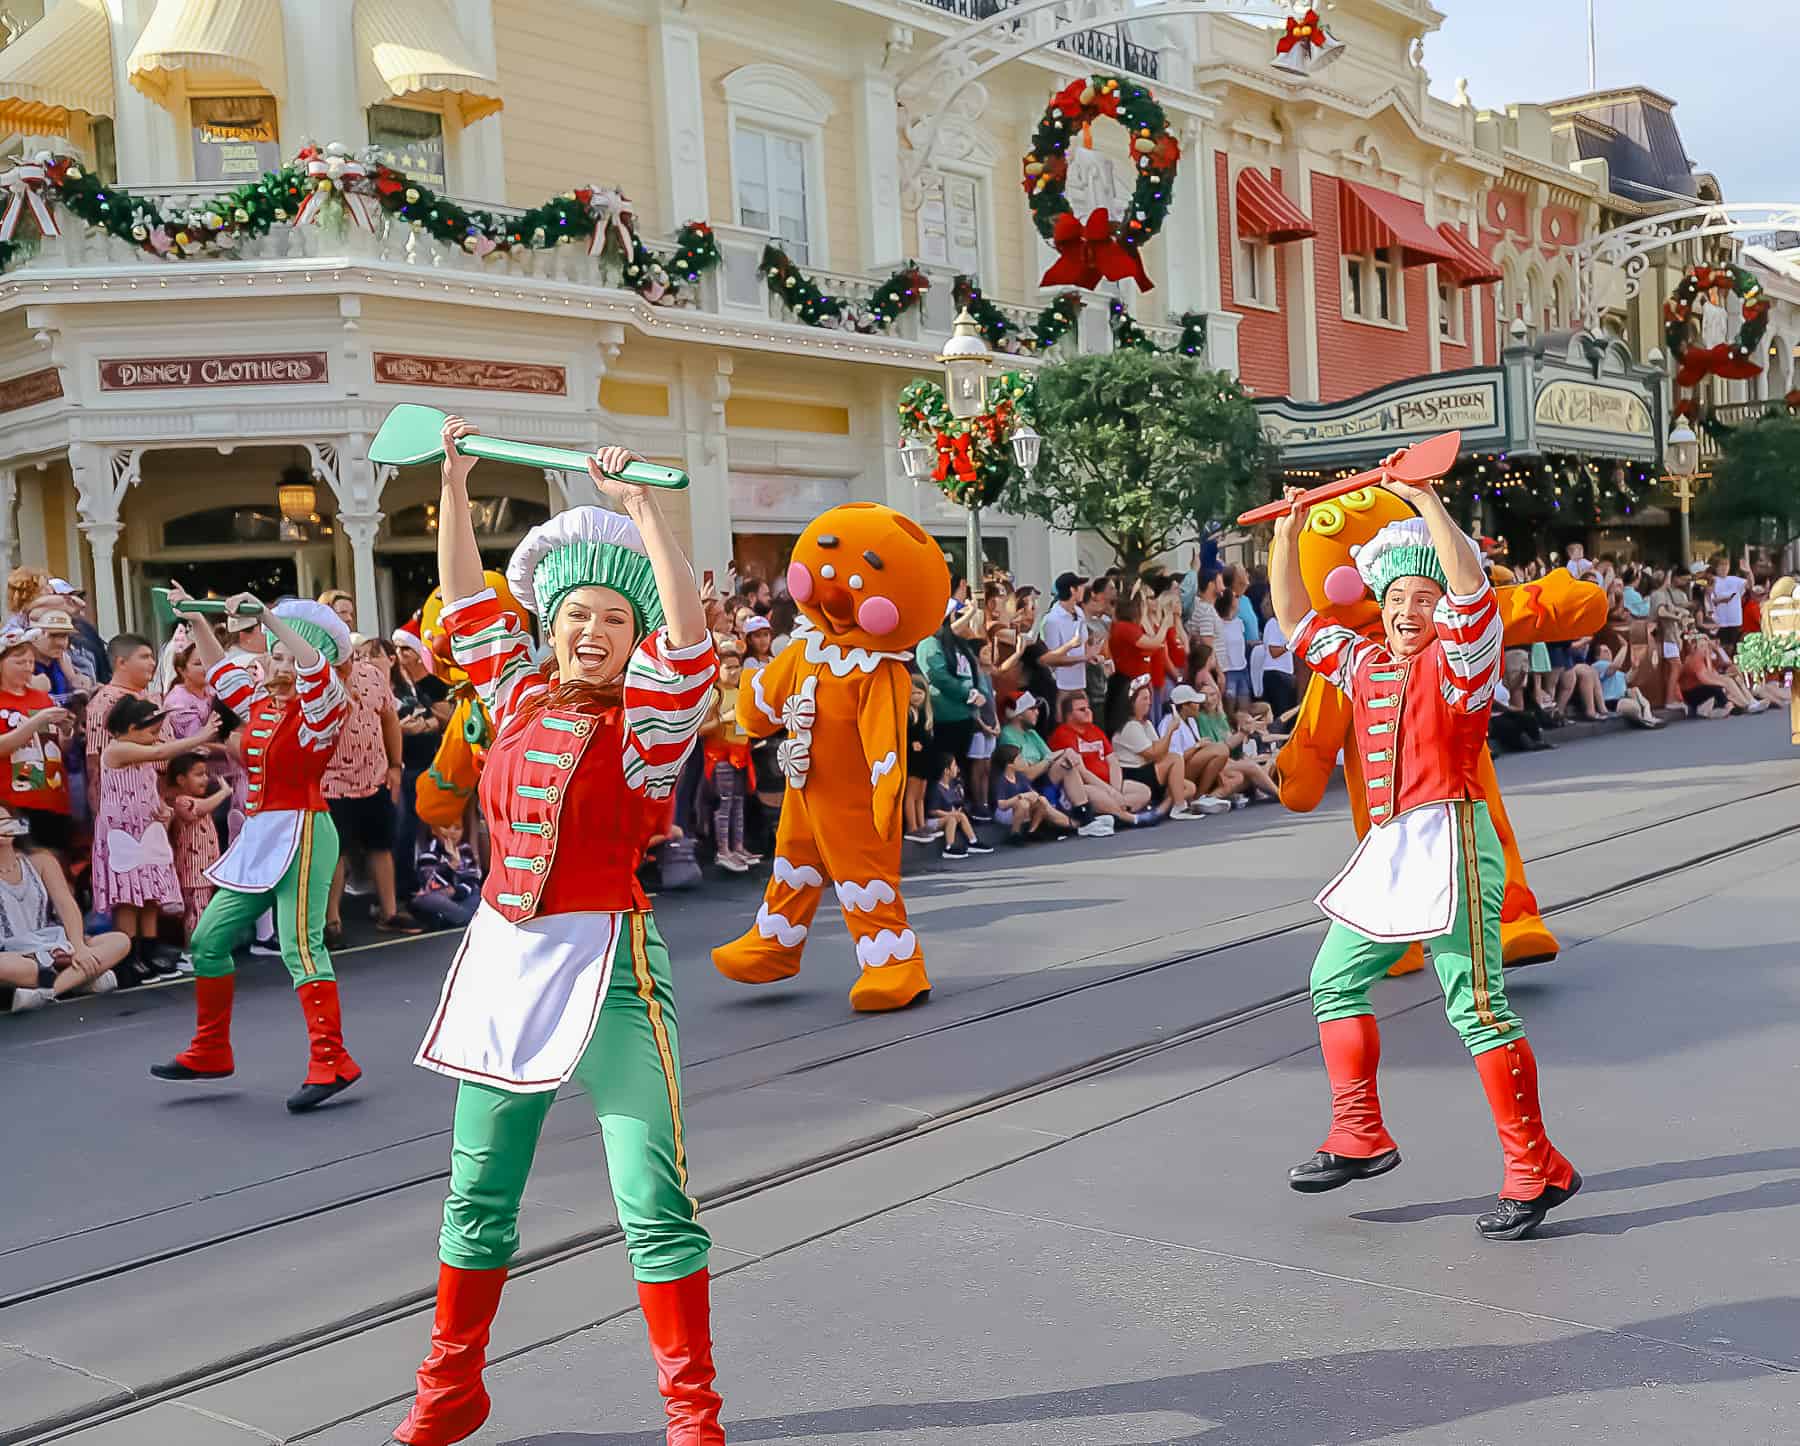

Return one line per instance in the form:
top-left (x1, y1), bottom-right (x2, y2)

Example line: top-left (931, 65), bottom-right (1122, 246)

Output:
top-left (1269, 488), bottom-right (1312, 641)
top-left (587, 448), bottom-right (706, 651)
top-left (1385, 478), bottom-right (1484, 598)
top-left (437, 414), bottom-right (487, 607)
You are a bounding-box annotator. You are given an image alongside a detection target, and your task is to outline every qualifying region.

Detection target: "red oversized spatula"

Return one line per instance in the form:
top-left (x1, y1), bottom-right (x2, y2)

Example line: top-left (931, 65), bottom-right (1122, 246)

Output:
top-left (1237, 429), bottom-right (1462, 526)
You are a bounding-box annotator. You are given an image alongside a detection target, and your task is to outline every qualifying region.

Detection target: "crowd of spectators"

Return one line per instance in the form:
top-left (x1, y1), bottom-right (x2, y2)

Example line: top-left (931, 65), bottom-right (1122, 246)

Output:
top-left (3, 535), bottom-right (1790, 1016)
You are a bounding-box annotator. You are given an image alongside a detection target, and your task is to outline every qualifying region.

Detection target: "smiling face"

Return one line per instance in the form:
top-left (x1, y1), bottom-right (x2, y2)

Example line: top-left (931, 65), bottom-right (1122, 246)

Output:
top-left (264, 640), bottom-right (298, 696)
top-left (1, 644), bottom-right (33, 692)
top-left (1297, 485), bottom-right (1419, 638)
top-left (786, 503), bottom-right (950, 653)
top-left (1381, 576), bottom-right (1446, 659)
top-left (551, 585), bottom-right (637, 687)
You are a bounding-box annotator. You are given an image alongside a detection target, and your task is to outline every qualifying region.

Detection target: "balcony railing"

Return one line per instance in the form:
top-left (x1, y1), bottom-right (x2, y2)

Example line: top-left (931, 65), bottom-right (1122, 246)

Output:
top-left (908, 0), bottom-right (1161, 78)
top-left (1698, 397), bottom-right (1796, 460)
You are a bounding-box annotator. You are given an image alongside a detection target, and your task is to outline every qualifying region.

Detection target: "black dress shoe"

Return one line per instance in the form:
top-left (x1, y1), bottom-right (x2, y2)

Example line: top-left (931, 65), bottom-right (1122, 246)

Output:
top-left (1287, 1148), bottom-right (1402, 1193)
top-left (1476, 1170), bottom-right (1582, 1240)
top-left (150, 1060), bottom-right (234, 1081)
top-left (286, 1075), bottom-right (358, 1114)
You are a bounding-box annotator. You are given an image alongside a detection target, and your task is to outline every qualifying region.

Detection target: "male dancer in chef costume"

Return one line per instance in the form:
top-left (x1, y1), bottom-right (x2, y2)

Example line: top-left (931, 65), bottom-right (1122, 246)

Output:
top-left (1269, 467), bottom-right (1582, 1241)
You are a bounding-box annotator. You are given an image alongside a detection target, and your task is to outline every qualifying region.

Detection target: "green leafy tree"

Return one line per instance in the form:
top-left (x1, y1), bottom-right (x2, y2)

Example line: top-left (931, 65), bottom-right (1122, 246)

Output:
top-left (1007, 349), bottom-right (1270, 575)
top-left (1697, 412), bottom-right (1800, 552)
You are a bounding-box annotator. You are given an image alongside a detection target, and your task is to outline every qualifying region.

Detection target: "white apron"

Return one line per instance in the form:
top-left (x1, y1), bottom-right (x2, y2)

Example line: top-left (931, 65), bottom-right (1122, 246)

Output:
top-left (1316, 801), bottom-right (1460, 943)
top-left (415, 900), bottom-right (621, 1094)
top-left (205, 810), bottom-right (304, 893)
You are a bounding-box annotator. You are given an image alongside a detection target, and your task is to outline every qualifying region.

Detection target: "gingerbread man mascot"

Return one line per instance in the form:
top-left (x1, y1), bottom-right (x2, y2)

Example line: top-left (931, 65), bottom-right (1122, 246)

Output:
top-left (712, 503), bottom-right (950, 1013)
top-left (1272, 483), bottom-right (1608, 972)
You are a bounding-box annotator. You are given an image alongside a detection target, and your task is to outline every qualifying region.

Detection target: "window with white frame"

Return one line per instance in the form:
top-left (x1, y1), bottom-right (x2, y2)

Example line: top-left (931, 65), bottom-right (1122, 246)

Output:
top-left (1236, 236), bottom-right (1274, 306)
top-left (1550, 277), bottom-right (1566, 329)
top-left (918, 170), bottom-right (983, 274)
top-left (1342, 248), bottom-right (1400, 323)
top-left (1523, 273), bottom-right (1540, 330)
top-left (734, 123), bottom-right (812, 262)
top-left (1437, 279), bottom-right (1464, 342)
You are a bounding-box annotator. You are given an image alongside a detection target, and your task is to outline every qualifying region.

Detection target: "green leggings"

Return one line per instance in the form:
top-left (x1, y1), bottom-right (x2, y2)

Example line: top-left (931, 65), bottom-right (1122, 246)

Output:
top-left (1311, 799), bottom-right (1523, 1057)
top-left (191, 812), bottom-right (339, 988)
top-left (439, 911), bottom-right (711, 1284)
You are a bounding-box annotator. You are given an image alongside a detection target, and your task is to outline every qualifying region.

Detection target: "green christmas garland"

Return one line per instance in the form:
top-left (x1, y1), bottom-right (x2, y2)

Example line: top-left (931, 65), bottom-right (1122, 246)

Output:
top-left (0, 149), bottom-right (721, 306)
top-left (1109, 298), bottom-right (1209, 356)
top-left (897, 371), bottom-right (1037, 510)
top-left (757, 244), bottom-right (930, 333)
top-left (952, 276), bottom-right (1082, 355)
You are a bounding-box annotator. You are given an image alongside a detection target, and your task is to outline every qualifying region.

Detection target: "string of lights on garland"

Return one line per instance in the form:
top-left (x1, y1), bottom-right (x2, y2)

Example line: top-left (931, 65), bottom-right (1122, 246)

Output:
top-left (0, 146), bottom-right (722, 306)
top-left (758, 244), bottom-right (930, 332)
top-left (1663, 263), bottom-right (1769, 389)
top-left (1023, 74), bottom-right (1179, 290)
top-left (896, 372), bottom-right (1037, 510)
top-left (1108, 298), bottom-right (1209, 356)
top-left (951, 276), bottom-right (1082, 354)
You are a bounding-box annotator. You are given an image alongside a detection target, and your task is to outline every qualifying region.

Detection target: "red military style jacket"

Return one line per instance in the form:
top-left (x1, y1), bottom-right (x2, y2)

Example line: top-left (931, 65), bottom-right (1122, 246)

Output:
top-left (445, 590), bottom-right (716, 921)
top-left (208, 652), bottom-right (348, 815)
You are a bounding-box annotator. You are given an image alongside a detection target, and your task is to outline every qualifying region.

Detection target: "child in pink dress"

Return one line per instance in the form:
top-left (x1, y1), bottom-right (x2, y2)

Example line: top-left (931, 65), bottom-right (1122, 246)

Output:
top-left (95, 695), bottom-right (217, 979)
top-left (167, 751), bottom-right (231, 939)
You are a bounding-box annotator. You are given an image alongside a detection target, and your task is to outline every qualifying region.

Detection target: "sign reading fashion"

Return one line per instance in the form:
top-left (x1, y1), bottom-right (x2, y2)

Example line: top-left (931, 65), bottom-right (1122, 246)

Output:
top-left (99, 353), bottom-right (329, 391)
top-left (1532, 380), bottom-right (1653, 438)
top-left (1260, 381), bottom-right (1498, 449)
top-left (373, 354), bottom-right (568, 396)
top-left (0, 367), bottom-right (63, 413)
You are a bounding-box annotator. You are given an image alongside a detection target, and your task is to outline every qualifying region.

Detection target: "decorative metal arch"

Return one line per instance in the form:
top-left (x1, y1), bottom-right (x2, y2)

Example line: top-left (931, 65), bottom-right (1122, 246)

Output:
top-left (1574, 203), bottom-right (1800, 329)
top-left (897, 0), bottom-right (1306, 190)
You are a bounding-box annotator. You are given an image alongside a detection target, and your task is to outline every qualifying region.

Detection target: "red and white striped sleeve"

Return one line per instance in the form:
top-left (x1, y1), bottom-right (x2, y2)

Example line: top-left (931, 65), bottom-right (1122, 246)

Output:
top-left (205, 657), bottom-right (264, 717)
top-left (1292, 610), bottom-right (1378, 695)
top-left (1434, 582), bottom-right (1504, 714)
top-left (443, 588), bottom-right (546, 735)
top-left (293, 654), bottom-right (348, 755)
top-left (621, 630), bottom-right (718, 800)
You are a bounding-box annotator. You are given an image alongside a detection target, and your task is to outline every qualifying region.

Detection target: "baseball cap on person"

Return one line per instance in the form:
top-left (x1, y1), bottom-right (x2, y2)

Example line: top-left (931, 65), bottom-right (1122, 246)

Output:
top-left (1053, 571), bottom-right (1087, 601)
top-left (106, 694), bottom-right (167, 735)
top-left (48, 577), bottom-right (84, 597)
top-left (1169, 684), bottom-right (1204, 707)
top-left (742, 616), bottom-right (772, 634)
top-left (226, 610), bottom-right (261, 633)
top-left (1007, 691), bottom-right (1040, 719)
top-left (25, 600), bottom-right (75, 634)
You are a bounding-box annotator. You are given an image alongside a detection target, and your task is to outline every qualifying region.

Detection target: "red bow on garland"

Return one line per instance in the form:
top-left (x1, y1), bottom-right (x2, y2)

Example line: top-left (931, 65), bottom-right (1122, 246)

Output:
top-left (1040, 208), bottom-right (1154, 291)
top-left (1675, 344), bottom-right (1764, 389)
top-left (932, 431), bottom-right (978, 486)
top-left (1277, 9), bottom-right (1326, 53)
top-left (0, 159), bottom-right (60, 243)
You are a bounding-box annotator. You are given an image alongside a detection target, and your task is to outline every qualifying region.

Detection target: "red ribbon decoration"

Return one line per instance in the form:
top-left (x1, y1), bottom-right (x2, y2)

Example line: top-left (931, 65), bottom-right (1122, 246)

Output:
top-left (932, 431), bottom-right (978, 486)
top-left (1276, 9), bottom-right (1325, 53)
top-left (1039, 208), bottom-right (1154, 291)
top-left (1676, 343), bottom-right (1764, 389)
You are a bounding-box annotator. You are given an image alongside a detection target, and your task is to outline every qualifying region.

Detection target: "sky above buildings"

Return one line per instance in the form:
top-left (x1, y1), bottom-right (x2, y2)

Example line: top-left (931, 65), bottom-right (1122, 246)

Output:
top-left (1424, 0), bottom-right (1791, 205)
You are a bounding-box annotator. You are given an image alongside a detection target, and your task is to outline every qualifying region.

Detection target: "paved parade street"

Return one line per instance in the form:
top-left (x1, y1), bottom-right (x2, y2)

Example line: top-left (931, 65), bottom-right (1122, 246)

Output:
top-left (6, 716), bottom-right (1798, 1446)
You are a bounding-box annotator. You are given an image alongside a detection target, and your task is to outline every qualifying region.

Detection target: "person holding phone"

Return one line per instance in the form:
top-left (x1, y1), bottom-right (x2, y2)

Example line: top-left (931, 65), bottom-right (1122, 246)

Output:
top-left (0, 626), bottom-right (74, 853)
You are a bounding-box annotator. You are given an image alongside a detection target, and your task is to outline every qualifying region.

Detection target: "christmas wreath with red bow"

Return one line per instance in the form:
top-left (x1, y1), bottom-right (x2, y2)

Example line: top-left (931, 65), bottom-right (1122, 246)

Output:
top-left (1022, 74), bottom-right (1179, 293)
top-left (1664, 263), bottom-right (1769, 389)
top-left (897, 373), bottom-right (1037, 511)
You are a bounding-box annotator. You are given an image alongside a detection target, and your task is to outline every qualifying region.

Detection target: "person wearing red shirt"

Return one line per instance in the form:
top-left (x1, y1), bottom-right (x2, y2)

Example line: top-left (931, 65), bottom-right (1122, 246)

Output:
top-left (1048, 693), bottom-right (1151, 826)
top-left (0, 626), bottom-right (72, 842)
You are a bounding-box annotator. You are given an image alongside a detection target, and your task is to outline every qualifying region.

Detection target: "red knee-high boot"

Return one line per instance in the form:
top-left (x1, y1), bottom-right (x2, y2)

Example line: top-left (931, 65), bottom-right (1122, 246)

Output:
top-left (151, 974), bottom-right (235, 1080)
top-left (638, 1268), bottom-right (725, 1445)
top-left (287, 979), bottom-right (362, 1113)
top-left (1472, 1036), bottom-right (1581, 1240)
top-left (392, 1264), bottom-right (507, 1446)
top-left (1318, 1015), bottom-right (1398, 1158)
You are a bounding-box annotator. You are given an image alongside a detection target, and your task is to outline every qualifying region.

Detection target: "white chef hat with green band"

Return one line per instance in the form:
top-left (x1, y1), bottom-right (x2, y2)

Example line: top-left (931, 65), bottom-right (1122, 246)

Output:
top-left (506, 506), bottom-right (665, 637)
top-left (1352, 518), bottom-right (1454, 602)
top-left (269, 599), bottom-right (352, 664)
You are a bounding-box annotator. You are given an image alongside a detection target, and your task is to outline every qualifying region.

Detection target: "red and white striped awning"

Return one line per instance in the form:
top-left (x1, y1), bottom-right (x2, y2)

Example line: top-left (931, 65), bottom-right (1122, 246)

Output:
top-left (1336, 179), bottom-right (1463, 268)
top-left (1434, 222), bottom-right (1503, 286)
top-left (1235, 167), bottom-right (1316, 244)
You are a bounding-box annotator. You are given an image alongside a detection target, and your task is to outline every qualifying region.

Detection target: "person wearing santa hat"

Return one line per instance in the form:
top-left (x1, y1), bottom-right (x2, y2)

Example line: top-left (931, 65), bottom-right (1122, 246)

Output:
top-left (1268, 465), bottom-right (1581, 1242)
top-left (150, 588), bottom-right (361, 1113)
top-left (388, 415), bottom-right (722, 1446)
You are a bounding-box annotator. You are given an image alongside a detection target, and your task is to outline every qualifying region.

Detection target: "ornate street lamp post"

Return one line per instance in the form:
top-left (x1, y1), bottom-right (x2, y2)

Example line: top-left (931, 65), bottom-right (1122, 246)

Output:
top-left (1664, 420), bottom-right (1704, 566)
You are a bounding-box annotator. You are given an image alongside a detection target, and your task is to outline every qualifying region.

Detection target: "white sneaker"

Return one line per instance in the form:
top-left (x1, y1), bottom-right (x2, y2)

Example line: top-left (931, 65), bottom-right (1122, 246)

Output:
top-left (87, 970), bottom-right (119, 995)
top-left (717, 854), bottom-right (749, 873)
top-left (1190, 796), bottom-right (1233, 815)
top-left (904, 830), bottom-right (941, 844)
top-left (1077, 816), bottom-right (1116, 838)
top-left (9, 987), bottom-right (52, 1013)
top-left (175, 953), bottom-right (194, 974)
top-left (1748, 699), bottom-right (1771, 714)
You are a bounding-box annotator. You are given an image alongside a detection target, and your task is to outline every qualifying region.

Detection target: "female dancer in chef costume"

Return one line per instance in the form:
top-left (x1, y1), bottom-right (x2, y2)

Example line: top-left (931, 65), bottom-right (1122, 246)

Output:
top-left (390, 416), bottom-right (722, 1445)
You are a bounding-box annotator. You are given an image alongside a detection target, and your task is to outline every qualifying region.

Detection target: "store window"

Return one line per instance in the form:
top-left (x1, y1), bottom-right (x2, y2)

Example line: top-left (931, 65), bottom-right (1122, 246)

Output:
top-left (918, 170), bottom-right (982, 274)
top-left (1437, 280), bottom-right (1464, 342)
top-left (734, 122), bottom-right (811, 262)
top-left (189, 95), bottom-right (280, 183)
top-left (90, 118), bottom-right (117, 185)
top-left (163, 505), bottom-right (284, 549)
top-left (366, 104), bottom-right (446, 191)
top-left (386, 495), bottom-right (550, 539)
top-left (1342, 248), bottom-right (1399, 323)
top-left (1236, 237), bottom-right (1274, 306)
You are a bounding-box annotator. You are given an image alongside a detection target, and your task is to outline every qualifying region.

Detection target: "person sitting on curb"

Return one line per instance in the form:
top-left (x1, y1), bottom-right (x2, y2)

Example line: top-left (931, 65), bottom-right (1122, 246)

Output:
top-left (1047, 694), bottom-right (1155, 830)
top-left (926, 756), bottom-right (990, 859)
top-left (999, 692), bottom-right (1112, 838)
top-left (991, 743), bottom-right (1073, 843)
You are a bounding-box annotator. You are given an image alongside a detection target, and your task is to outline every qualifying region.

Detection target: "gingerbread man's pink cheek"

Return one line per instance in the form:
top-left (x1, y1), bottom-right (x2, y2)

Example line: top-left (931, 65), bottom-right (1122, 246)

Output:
top-left (786, 562), bottom-right (814, 602)
top-left (1324, 565), bottom-right (1366, 608)
top-left (856, 596), bottom-right (901, 635)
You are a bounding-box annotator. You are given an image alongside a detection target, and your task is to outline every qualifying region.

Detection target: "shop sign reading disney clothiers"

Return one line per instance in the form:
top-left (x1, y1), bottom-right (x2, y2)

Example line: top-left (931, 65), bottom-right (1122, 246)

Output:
top-left (99, 353), bottom-right (329, 390)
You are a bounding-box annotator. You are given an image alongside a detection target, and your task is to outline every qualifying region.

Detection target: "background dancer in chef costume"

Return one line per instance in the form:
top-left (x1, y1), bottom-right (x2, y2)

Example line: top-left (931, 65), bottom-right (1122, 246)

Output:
top-left (391, 415), bottom-right (721, 1446)
top-left (1269, 464), bottom-right (1582, 1242)
top-left (150, 589), bottom-right (357, 1113)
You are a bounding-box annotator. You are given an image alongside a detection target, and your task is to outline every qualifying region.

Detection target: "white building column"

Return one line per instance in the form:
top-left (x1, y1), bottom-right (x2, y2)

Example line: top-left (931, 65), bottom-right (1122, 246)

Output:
top-left (676, 353), bottom-right (734, 579)
top-left (649, 8), bottom-right (710, 233)
top-left (310, 439), bottom-right (384, 633)
top-left (1284, 149), bottom-right (1321, 401)
top-left (109, 0), bottom-right (184, 180)
top-left (67, 443), bottom-right (142, 636)
top-left (281, 0), bottom-right (361, 150)
top-left (1169, 117), bottom-right (1214, 317)
top-left (853, 67), bottom-right (904, 270)
top-left (0, 467), bottom-right (16, 572)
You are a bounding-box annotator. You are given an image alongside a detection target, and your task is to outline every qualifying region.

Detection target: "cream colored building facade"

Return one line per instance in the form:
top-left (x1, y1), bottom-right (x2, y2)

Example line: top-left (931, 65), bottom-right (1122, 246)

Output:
top-left (0, 0), bottom-right (1278, 634)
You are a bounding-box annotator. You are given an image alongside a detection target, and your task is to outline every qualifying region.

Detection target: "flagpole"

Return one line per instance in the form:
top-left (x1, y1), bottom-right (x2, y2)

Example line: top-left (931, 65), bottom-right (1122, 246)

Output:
top-left (1587, 0), bottom-right (1597, 88)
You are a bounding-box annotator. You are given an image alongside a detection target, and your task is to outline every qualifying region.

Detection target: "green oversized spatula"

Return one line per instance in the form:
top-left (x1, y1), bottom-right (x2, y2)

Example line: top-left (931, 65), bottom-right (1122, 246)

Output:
top-left (151, 588), bottom-right (263, 633)
top-left (368, 404), bottom-right (689, 489)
